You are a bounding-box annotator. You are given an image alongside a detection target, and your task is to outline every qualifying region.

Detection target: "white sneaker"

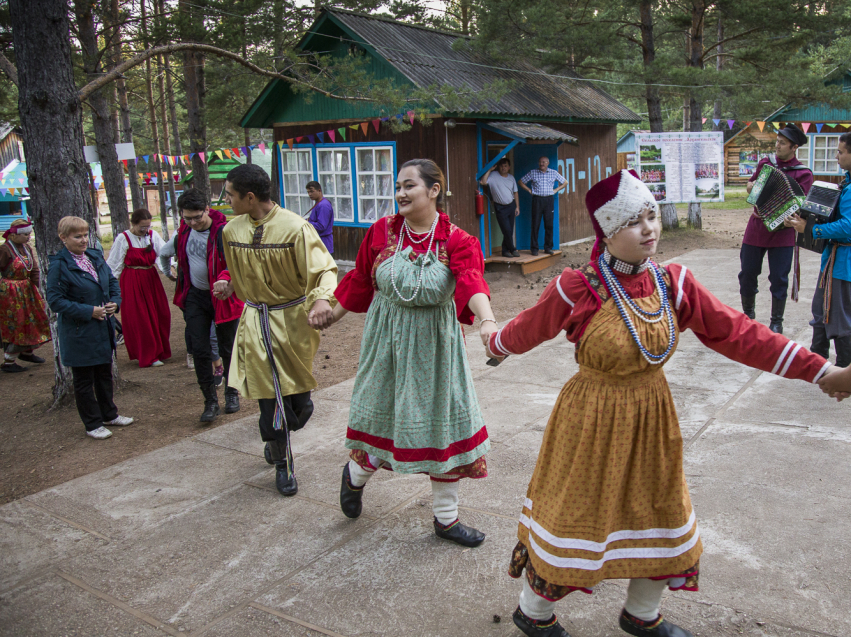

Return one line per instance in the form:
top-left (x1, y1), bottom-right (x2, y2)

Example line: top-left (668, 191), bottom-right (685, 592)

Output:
top-left (87, 426), bottom-right (113, 440)
top-left (105, 415), bottom-right (134, 426)
top-left (151, 360), bottom-right (164, 367)
top-left (186, 354), bottom-right (195, 369)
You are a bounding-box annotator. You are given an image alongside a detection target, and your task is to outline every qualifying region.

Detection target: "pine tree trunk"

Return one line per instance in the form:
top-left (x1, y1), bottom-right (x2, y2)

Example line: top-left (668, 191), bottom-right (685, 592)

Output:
top-left (244, 129), bottom-right (252, 165)
top-left (157, 53), bottom-right (179, 229)
top-left (180, 0), bottom-right (209, 200)
top-left (75, 0), bottom-right (129, 239)
top-left (10, 0), bottom-right (98, 404)
top-left (141, 0), bottom-right (170, 240)
top-left (164, 53), bottom-right (187, 181)
top-left (685, 0), bottom-right (707, 230)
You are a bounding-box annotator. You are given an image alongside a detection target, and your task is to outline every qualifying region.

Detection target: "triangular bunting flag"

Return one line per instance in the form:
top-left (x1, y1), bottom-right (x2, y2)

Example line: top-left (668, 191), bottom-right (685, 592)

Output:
top-left (18, 179), bottom-right (23, 185)
top-left (408, 110), bottom-right (415, 124)
top-left (702, 118), bottom-right (707, 124)
top-left (0, 189), bottom-right (6, 196)
top-left (338, 127), bottom-right (346, 141)
top-left (816, 123), bottom-right (824, 133)
top-left (307, 134), bottom-right (315, 145)
top-left (122, 160), bottom-right (128, 168)
top-left (223, 149), bottom-right (232, 159)
top-left (151, 178), bottom-right (157, 185)
top-left (801, 123), bottom-right (811, 133)
top-left (317, 132), bottom-right (325, 143)
top-left (296, 137), bottom-right (304, 143)
top-left (712, 119), bottom-right (721, 127)
top-left (774, 122), bottom-right (781, 130)
top-left (190, 153), bottom-right (196, 160)
top-left (361, 122), bottom-right (369, 135)
top-left (349, 124), bottom-right (359, 130)
top-left (286, 139), bottom-right (294, 150)
top-left (143, 155), bottom-right (149, 163)
top-left (727, 119), bottom-right (735, 129)
top-left (232, 148), bottom-right (241, 158)
top-left (745, 121), bottom-right (753, 128)
top-left (372, 119), bottom-right (380, 133)
top-left (381, 117), bottom-right (389, 122)
top-left (328, 130), bottom-right (336, 142)
top-left (8, 188), bottom-right (13, 195)
top-left (259, 142), bottom-right (266, 154)
top-left (199, 152), bottom-right (206, 163)
top-left (757, 121), bottom-right (766, 132)
top-left (241, 147), bottom-right (249, 156)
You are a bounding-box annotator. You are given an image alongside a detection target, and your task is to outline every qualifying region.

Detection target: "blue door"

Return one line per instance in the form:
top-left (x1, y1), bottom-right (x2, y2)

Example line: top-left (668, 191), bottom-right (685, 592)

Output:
top-left (514, 144), bottom-right (560, 251)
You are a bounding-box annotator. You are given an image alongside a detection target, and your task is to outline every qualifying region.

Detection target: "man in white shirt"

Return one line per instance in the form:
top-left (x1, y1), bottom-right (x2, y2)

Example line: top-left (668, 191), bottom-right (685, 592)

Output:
top-left (519, 156), bottom-right (567, 256)
top-left (481, 158), bottom-right (520, 257)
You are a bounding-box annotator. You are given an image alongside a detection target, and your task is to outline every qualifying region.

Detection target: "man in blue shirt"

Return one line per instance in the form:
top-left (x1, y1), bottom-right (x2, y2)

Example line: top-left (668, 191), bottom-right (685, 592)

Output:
top-left (306, 181), bottom-right (334, 254)
top-left (786, 132), bottom-right (851, 367)
top-left (519, 156), bottom-right (567, 255)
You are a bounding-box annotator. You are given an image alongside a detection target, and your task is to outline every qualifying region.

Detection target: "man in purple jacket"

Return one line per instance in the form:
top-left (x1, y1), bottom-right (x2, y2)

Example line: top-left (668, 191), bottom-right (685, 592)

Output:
top-left (306, 181), bottom-right (334, 255)
top-left (739, 123), bottom-right (813, 334)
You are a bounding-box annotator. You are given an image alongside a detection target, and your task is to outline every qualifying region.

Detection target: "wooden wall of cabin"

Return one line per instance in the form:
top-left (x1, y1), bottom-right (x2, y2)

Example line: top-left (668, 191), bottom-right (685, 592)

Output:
top-left (0, 131), bottom-right (23, 170)
top-left (724, 128), bottom-right (776, 186)
top-left (273, 119), bottom-right (483, 262)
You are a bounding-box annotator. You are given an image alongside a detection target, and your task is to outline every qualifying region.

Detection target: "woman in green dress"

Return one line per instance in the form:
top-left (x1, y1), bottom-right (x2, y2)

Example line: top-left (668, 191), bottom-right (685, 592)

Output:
top-left (328, 159), bottom-right (498, 547)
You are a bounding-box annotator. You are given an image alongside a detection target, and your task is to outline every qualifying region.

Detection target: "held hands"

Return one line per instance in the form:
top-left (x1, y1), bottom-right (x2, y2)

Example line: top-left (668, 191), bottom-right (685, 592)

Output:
top-left (213, 280), bottom-right (234, 300)
top-left (817, 365), bottom-right (851, 401)
top-left (480, 320), bottom-right (503, 361)
top-left (308, 299), bottom-right (334, 330)
top-left (104, 302), bottom-right (118, 316)
top-left (783, 213), bottom-right (807, 233)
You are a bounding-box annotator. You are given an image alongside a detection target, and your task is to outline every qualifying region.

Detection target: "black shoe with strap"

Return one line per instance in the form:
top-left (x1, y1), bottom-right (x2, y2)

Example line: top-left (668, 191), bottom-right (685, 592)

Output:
top-left (224, 387), bottom-right (240, 414)
top-left (619, 609), bottom-right (693, 637)
top-left (17, 352), bottom-right (45, 364)
top-left (433, 518), bottom-right (485, 547)
top-left (1, 361), bottom-right (26, 373)
top-left (200, 384), bottom-right (220, 423)
top-left (339, 464), bottom-right (364, 518)
top-left (512, 607), bottom-right (571, 637)
top-left (275, 465), bottom-right (298, 496)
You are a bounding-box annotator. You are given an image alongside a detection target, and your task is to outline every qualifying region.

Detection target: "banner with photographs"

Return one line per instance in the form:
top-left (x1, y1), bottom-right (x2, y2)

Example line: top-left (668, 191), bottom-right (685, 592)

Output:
top-left (634, 132), bottom-right (725, 203)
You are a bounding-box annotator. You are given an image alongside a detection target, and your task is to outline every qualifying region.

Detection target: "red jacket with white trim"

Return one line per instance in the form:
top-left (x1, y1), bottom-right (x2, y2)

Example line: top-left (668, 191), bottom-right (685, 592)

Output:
top-left (489, 262), bottom-right (830, 384)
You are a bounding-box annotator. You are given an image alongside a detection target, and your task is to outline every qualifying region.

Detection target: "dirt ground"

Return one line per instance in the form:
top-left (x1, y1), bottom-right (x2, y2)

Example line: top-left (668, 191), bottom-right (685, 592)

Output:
top-left (0, 206), bottom-right (749, 505)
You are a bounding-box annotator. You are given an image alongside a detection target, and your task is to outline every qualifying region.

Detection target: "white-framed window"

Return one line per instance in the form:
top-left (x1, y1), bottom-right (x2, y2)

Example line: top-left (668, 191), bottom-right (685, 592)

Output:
top-left (317, 148), bottom-right (354, 222)
top-left (281, 149), bottom-right (314, 215)
top-left (356, 146), bottom-right (395, 223)
top-left (796, 145), bottom-right (809, 166)
top-left (811, 135), bottom-right (841, 174)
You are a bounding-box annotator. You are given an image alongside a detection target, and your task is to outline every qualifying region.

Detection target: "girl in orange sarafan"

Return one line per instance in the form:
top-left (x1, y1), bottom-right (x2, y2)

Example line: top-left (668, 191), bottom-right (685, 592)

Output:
top-left (487, 169), bottom-right (840, 637)
top-left (0, 219), bottom-right (50, 373)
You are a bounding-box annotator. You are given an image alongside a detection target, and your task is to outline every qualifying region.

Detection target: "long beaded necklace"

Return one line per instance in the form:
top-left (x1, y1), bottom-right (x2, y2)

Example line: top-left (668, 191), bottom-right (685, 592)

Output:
top-left (598, 254), bottom-right (676, 364)
top-left (10, 241), bottom-right (33, 273)
top-left (389, 217), bottom-right (438, 302)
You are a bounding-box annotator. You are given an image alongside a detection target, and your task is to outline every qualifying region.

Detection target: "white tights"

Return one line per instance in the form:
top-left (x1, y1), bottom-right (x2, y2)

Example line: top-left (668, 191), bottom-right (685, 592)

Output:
top-left (518, 576), bottom-right (667, 622)
top-left (345, 459), bottom-right (460, 525)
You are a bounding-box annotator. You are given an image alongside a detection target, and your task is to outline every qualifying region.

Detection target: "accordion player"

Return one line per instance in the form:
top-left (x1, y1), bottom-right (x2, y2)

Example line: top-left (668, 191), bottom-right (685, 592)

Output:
top-left (746, 163), bottom-right (806, 231)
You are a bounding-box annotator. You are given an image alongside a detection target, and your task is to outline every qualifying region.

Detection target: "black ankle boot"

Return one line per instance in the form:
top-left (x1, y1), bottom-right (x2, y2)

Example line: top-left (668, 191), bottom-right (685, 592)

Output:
top-left (275, 464), bottom-right (298, 496)
top-left (339, 464), bottom-right (364, 518)
top-left (812, 326), bottom-right (830, 359)
top-left (512, 607), bottom-right (571, 637)
top-left (224, 387), bottom-right (240, 414)
top-left (433, 518), bottom-right (485, 547)
top-left (741, 294), bottom-right (756, 320)
top-left (769, 296), bottom-right (786, 333)
top-left (835, 336), bottom-right (851, 368)
top-left (200, 384), bottom-right (220, 423)
top-left (619, 609), bottom-right (693, 637)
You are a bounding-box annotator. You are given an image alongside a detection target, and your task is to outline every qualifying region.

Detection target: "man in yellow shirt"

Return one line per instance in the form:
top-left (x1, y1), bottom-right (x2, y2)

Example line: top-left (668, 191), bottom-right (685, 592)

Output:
top-left (215, 164), bottom-right (337, 496)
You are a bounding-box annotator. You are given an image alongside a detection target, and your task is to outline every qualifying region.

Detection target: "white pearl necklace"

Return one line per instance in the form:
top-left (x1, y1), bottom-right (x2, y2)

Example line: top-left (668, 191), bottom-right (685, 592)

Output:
top-left (390, 218), bottom-right (438, 303)
top-left (10, 241), bottom-right (33, 272)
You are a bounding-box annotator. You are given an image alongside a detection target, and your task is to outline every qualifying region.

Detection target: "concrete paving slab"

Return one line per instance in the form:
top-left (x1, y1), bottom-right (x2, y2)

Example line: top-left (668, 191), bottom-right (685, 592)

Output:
top-left (0, 500), bottom-right (106, 593)
top-left (194, 398), bottom-right (351, 459)
top-left (245, 441), bottom-right (429, 521)
top-left (58, 484), bottom-right (366, 632)
top-left (24, 438), bottom-right (267, 540)
top-left (254, 506), bottom-right (522, 637)
top-left (475, 379), bottom-right (563, 443)
top-left (201, 604), bottom-right (332, 637)
top-left (0, 572), bottom-right (163, 636)
top-left (476, 343), bottom-right (578, 389)
top-left (312, 377), bottom-right (355, 402)
top-left (683, 426), bottom-right (851, 635)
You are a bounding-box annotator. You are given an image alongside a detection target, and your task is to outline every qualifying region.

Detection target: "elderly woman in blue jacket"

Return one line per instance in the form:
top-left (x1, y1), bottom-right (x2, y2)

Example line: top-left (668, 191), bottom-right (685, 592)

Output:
top-left (46, 216), bottom-right (134, 440)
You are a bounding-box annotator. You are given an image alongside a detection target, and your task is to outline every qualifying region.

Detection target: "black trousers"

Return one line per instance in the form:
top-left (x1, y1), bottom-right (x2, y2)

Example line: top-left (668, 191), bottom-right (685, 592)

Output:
top-left (738, 243), bottom-right (794, 300)
top-left (184, 286), bottom-right (239, 390)
top-left (72, 363), bottom-right (118, 431)
top-left (493, 201), bottom-right (517, 254)
top-left (530, 195), bottom-right (555, 251)
top-left (258, 392), bottom-right (313, 443)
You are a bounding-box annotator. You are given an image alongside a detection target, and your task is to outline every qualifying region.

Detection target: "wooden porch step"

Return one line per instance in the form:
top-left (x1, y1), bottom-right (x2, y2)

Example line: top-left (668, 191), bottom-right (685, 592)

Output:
top-left (484, 250), bottom-right (562, 275)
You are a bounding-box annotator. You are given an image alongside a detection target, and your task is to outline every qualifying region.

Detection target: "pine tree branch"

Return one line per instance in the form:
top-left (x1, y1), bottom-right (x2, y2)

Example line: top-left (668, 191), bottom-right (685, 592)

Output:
top-left (0, 51), bottom-right (18, 86)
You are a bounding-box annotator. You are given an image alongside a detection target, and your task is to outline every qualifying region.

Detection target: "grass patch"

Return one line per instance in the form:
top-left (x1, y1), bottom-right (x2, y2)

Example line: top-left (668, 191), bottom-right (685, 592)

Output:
top-left (674, 186), bottom-right (750, 211)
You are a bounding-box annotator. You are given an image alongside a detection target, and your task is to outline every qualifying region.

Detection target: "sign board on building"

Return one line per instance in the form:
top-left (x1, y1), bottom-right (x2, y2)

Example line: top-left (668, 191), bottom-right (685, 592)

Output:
top-left (633, 132), bottom-right (724, 203)
top-left (83, 143), bottom-right (137, 163)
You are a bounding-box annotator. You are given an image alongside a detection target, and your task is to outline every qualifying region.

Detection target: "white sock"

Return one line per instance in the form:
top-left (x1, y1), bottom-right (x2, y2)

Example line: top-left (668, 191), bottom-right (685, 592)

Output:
top-left (4, 353), bottom-right (15, 362)
top-left (347, 460), bottom-right (374, 488)
top-left (624, 578), bottom-right (668, 621)
top-left (519, 577), bottom-right (556, 621)
top-left (430, 480), bottom-right (459, 525)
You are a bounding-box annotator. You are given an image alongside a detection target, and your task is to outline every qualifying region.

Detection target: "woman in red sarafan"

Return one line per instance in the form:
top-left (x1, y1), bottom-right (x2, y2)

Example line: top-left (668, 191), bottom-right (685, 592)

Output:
top-left (0, 219), bottom-right (50, 373)
top-left (106, 208), bottom-right (171, 368)
top-left (487, 170), bottom-right (840, 637)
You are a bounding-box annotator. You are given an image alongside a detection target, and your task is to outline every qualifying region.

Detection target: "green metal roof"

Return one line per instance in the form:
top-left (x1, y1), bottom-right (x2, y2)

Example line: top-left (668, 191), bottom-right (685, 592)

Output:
top-left (180, 156), bottom-right (242, 184)
top-left (766, 72), bottom-right (851, 122)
